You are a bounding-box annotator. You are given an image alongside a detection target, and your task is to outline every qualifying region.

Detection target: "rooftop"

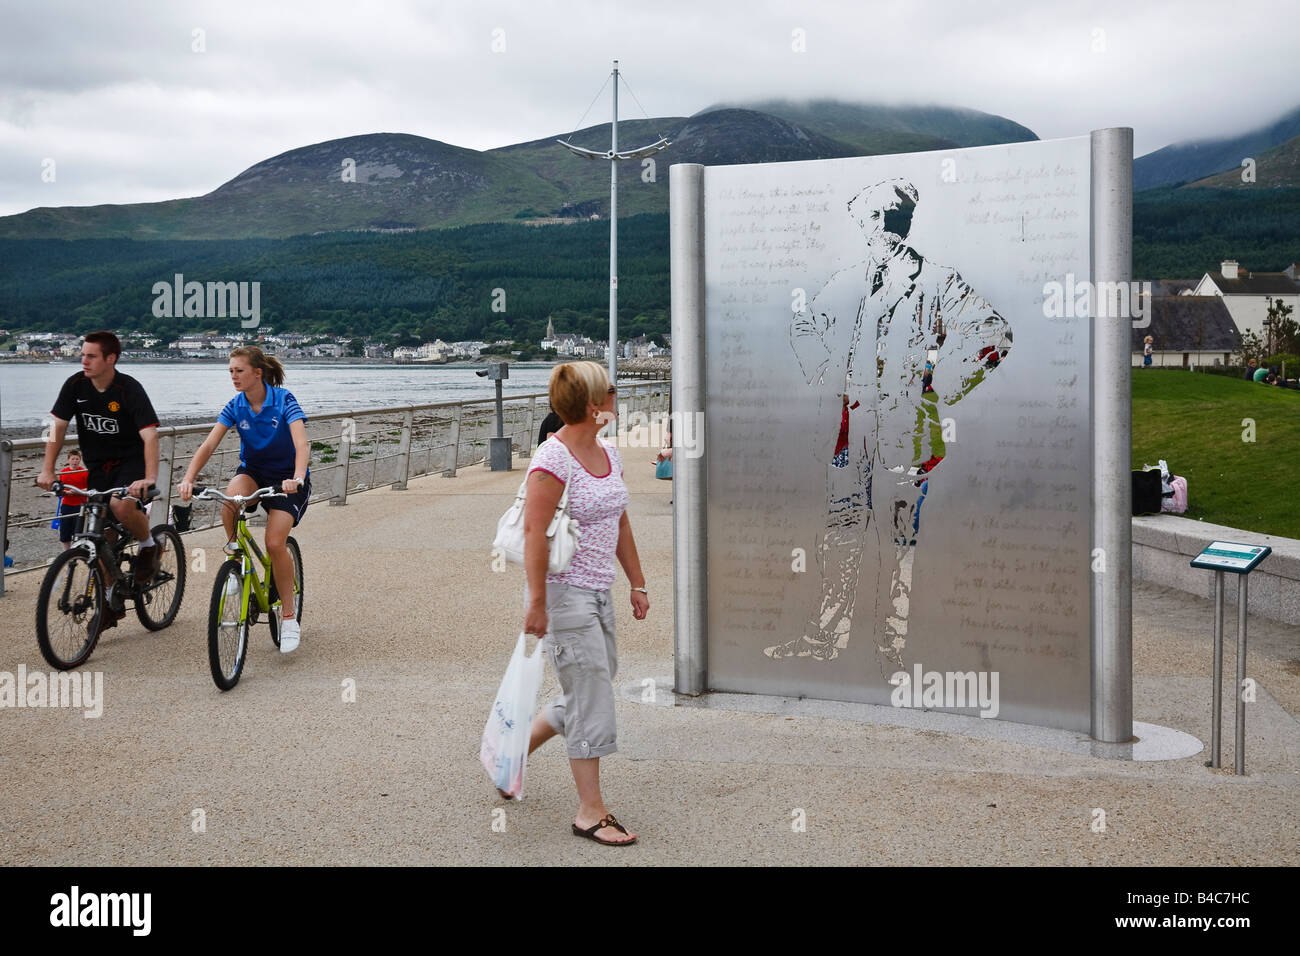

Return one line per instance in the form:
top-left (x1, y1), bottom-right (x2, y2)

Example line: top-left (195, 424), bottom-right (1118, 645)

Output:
top-left (1132, 295), bottom-right (1239, 351)
top-left (1206, 271), bottom-right (1300, 296)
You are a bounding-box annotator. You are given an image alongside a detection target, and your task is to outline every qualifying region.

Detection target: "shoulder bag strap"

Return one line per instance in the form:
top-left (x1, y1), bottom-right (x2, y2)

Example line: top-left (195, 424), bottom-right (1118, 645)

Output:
top-left (556, 442), bottom-right (574, 513)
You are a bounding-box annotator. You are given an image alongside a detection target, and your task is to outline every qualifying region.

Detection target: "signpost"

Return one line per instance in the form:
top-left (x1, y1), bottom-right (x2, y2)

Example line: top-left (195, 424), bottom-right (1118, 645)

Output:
top-left (1191, 541), bottom-right (1271, 773)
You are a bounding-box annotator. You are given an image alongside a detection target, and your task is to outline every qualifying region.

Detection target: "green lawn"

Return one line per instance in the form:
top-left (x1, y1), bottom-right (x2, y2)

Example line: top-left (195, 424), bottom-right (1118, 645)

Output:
top-left (1132, 369), bottom-right (1300, 538)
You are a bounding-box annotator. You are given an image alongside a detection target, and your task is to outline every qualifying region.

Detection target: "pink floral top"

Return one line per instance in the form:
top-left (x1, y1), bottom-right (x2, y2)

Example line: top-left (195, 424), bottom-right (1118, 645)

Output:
top-left (528, 436), bottom-right (628, 591)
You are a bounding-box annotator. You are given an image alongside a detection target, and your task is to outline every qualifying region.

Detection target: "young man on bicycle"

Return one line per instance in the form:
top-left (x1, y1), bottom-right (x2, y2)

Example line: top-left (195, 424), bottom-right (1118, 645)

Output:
top-left (177, 346), bottom-right (311, 652)
top-left (36, 331), bottom-right (162, 633)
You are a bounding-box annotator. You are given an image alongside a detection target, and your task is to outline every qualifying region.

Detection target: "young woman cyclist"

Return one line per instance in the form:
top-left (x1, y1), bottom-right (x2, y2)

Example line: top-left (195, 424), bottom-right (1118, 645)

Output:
top-left (177, 347), bottom-right (311, 651)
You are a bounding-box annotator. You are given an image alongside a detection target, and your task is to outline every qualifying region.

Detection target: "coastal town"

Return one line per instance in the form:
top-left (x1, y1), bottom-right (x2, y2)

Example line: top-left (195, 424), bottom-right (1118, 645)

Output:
top-left (0, 315), bottom-right (672, 365)
top-left (4, 259), bottom-right (1295, 371)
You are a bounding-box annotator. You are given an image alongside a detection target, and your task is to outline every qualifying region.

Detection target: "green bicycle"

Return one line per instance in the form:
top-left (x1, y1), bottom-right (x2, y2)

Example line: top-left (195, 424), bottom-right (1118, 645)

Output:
top-left (193, 486), bottom-right (304, 691)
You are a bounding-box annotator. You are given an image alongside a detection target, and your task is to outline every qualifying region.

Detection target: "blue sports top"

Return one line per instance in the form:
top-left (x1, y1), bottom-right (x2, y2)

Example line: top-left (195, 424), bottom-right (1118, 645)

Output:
top-left (218, 386), bottom-right (308, 477)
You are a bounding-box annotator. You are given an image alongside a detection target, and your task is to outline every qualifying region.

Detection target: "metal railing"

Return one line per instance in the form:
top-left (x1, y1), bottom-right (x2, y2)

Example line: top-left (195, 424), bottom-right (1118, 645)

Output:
top-left (0, 381), bottom-right (670, 595)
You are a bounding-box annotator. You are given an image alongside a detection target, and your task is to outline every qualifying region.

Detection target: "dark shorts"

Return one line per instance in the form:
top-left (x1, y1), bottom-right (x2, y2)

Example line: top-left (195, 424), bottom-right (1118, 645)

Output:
top-left (235, 466), bottom-right (311, 526)
top-left (86, 457), bottom-right (146, 494)
top-left (56, 501), bottom-right (84, 543)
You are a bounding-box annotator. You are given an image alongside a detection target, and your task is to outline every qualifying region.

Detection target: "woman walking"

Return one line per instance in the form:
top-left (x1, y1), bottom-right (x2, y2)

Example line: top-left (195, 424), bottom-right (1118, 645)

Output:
top-left (177, 346), bottom-right (311, 651)
top-left (521, 361), bottom-right (649, 846)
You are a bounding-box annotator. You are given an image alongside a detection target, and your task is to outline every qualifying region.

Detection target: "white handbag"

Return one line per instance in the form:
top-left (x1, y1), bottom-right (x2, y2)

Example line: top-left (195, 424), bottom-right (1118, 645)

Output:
top-left (492, 441), bottom-right (581, 573)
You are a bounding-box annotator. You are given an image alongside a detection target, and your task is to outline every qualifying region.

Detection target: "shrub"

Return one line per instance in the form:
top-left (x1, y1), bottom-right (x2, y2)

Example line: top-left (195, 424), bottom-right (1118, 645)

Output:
top-left (1263, 353), bottom-right (1299, 374)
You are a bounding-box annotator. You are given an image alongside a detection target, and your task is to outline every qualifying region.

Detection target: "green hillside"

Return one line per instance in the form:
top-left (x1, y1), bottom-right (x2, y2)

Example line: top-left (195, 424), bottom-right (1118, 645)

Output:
top-left (1132, 369), bottom-right (1300, 537)
top-left (1133, 104), bottom-right (1300, 190)
top-left (0, 134), bottom-right (571, 241)
top-left (1132, 185), bottom-right (1300, 277)
top-left (4, 183), bottom-right (1297, 340)
top-left (0, 215), bottom-right (670, 345)
top-left (1185, 134), bottom-right (1300, 190)
top-left (703, 99), bottom-right (1038, 152)
top-left (0, 100), bottom-right (1043, 242)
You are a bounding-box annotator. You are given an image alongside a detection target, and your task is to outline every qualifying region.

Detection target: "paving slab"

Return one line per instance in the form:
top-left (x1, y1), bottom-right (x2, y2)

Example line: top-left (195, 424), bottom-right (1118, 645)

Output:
top-left (1, 457), bottom-right (1296, 866)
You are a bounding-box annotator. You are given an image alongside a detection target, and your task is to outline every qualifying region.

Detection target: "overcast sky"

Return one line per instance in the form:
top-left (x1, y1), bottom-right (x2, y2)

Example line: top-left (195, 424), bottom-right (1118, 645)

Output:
top-left (1, 0), bottom-right (1297, 217)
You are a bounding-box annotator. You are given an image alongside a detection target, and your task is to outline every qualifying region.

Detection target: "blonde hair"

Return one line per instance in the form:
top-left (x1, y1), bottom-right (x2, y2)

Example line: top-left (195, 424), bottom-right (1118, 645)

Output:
top-left (1144, 335), bottom-right (1153, 344)
top-left (229, 346), bottom-right (285, 387)
top-left (548, 361), bottom-right (609, 425)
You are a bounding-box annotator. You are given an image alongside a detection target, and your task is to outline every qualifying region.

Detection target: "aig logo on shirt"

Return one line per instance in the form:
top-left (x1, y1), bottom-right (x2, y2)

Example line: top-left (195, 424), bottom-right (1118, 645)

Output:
top-left (81, 414), bottom-right (119, 435)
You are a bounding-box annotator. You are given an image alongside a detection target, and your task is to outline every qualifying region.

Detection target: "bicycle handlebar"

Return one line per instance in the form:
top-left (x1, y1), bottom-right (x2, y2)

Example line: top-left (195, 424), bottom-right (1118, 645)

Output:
top-left (46, 481), bottom-right (158, 502)
top-left (193, 485), bottom-right (288, 503)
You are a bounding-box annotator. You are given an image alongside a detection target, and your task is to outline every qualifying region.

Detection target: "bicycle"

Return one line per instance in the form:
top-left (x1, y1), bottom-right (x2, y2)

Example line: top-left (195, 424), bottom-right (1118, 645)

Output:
top-left (193, 486), bottom-right (305, 691)
top-left (35, 482), bottom-right (186, 670)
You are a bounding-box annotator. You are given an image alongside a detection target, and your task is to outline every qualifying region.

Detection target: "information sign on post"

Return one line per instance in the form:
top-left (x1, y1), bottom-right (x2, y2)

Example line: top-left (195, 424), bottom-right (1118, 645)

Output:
top-left (1191, 541), bottom-right (1271, 774)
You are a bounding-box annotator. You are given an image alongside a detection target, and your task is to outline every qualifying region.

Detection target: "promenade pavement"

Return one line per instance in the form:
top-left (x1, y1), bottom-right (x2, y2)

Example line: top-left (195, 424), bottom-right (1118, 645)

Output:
top-left (1, 455), bottom-right (1297, 866)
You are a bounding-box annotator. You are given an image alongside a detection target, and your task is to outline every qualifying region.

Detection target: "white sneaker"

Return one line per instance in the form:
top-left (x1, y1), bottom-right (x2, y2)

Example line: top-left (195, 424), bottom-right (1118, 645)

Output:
top-left (279, 617), bottom-right (300, 653)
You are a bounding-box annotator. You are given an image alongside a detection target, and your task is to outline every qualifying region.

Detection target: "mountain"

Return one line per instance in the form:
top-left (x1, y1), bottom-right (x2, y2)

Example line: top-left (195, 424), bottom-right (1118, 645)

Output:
top-left (702, 99), bottom-right (1039, 153)
top-left (491, 108), bottom-right (863, 219)
top-left (0, 134), bottom-right (569, 241)
top-left (1183, 134), bottom-right (1300, 189)
top-left (0, 100), bottom-right (1041, 241)
top-left (1133, 105), bottom-right (1300, 190)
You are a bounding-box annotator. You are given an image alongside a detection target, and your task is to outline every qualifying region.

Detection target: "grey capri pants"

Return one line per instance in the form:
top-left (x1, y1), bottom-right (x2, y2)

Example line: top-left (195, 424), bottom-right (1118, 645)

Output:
top-left (538, 581), bottom-right (619, 759)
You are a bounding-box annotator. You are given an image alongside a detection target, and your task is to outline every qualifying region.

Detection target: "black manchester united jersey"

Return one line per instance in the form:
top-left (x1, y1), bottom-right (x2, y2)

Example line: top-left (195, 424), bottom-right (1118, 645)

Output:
top-left (51, 371), bottom-right (159, 467)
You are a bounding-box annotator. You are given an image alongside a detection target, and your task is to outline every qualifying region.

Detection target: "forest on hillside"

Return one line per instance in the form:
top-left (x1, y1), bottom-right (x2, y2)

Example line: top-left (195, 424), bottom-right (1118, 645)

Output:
top-left (1132, 186), bottom-right (1300, 277)
top-left (0, 215), bottom-right (670, 345)
top-left (1, 187), bottom-right (1297, 344)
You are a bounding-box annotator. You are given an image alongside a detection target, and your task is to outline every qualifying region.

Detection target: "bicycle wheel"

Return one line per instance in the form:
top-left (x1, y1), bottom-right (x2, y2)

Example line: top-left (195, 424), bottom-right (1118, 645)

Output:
top-left (208, 560), bottom-right (249, 691)
top-left (268, 536), bottom-right (304, 648)
top-left (36, 548), bottom-right (104, 670)
top-left (135, 525), bottom-right (187, 631)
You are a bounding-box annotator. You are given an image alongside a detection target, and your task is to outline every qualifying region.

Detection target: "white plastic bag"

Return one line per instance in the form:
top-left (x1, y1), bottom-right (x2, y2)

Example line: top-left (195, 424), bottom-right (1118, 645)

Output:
top-left (479, 632), bottom-right (545, 800)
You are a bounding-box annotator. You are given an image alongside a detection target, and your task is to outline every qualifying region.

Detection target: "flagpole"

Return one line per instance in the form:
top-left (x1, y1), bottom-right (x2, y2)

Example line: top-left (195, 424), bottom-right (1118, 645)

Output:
top-left (557, 61), bottom-right (669, 387)
top-left (609, 61), bottom-right (618, 385)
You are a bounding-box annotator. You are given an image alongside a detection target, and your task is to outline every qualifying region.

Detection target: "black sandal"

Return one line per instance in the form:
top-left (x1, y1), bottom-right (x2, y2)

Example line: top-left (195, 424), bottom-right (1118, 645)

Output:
top-left (572, 813), bottom-right (637, 846)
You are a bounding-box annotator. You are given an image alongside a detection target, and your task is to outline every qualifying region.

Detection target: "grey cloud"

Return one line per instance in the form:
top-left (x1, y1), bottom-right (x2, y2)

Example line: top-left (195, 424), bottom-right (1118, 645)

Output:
top-left (0, 0), bottom-right (1297, 216)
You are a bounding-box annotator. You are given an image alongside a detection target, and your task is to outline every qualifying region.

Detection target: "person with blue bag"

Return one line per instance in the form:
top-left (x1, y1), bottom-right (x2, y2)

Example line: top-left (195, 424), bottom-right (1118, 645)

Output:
top-left (518, 361), bottom-right (649, 846)
top-left (654, 428), bottom-right (673, 481)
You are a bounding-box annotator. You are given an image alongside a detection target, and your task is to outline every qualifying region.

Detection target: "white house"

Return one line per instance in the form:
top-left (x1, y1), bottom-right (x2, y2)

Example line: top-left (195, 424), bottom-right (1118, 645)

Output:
top-left (449, 341), bottom-right (487, 359)
top-left (1191, 260), bottom-right (1300, 339)
top-left (415, 340), bottom-right (449, 362)
top-left (623, 335), bottom-right (652, 359)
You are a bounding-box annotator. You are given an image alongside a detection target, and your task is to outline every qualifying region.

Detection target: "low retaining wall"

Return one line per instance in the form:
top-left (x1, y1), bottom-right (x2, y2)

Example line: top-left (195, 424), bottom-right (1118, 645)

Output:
top-left (1133, 516), bottom-right (1300, 626)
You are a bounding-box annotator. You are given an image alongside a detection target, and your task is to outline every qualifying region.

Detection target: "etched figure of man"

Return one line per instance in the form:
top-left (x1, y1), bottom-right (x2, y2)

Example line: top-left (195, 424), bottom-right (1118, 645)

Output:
top-left (765, 179), bottom-right (1011, 671)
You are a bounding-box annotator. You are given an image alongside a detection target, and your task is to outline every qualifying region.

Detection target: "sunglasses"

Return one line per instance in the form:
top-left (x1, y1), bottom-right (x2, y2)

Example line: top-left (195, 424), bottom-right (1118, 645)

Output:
top-left (607, 386), bottom-right (617, 395)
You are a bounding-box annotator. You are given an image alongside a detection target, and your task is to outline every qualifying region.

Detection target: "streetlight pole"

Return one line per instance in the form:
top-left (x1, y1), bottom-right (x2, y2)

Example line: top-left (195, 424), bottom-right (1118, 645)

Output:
top-left (558, 60), bottom-right (669, 386)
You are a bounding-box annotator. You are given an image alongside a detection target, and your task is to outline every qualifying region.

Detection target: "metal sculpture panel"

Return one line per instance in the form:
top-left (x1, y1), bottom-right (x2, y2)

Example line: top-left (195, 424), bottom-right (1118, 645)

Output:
top-left (702, 138), bottom-right (1093, 730)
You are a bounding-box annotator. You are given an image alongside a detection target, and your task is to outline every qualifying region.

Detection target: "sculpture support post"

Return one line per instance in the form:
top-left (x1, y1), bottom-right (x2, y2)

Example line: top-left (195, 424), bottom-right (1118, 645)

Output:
top-left (670, 163), bottom-right (707, 696)
top-left (1090, 126), bottom-right (1134, 743)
